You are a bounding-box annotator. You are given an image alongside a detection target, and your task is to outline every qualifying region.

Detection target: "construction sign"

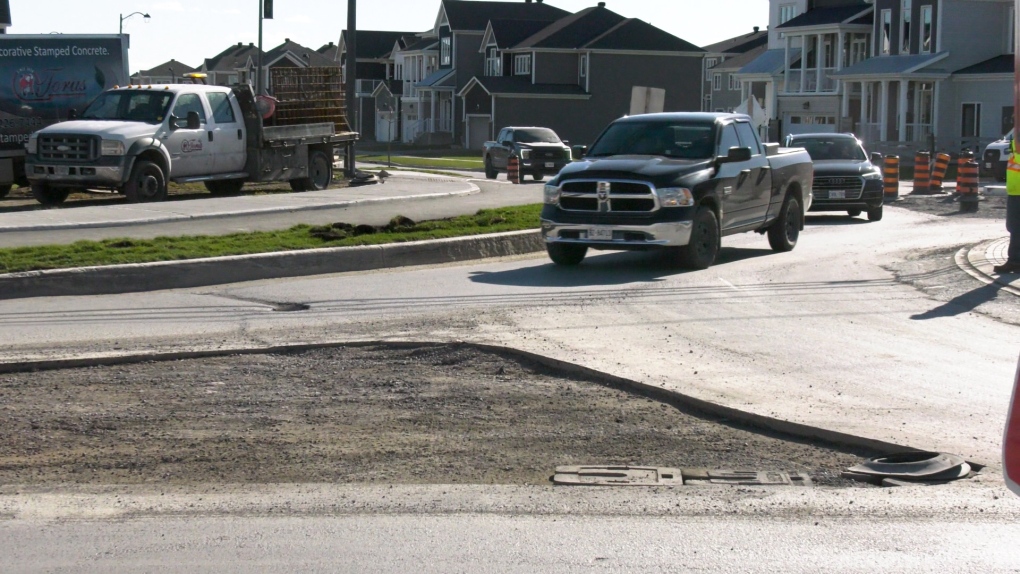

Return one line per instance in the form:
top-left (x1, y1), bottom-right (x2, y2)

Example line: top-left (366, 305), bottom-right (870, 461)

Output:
top-left (1006, 353), bottom-right (1020, 497)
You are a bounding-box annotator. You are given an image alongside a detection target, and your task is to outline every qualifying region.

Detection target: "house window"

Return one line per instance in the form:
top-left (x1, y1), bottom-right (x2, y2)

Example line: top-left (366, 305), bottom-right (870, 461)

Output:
top-left (881, 9), bottom-right (893, 55)
top-left (579, 54), bottom-right (588, 78)
top-left (962, 103), bottom-right (981, 138)
top-left (779, 3), bottom-right (798, 24)
top-left (703, 94), bottom-right (712, 112)
top-left (729, 75), bottom-right (740, 91)
top-left (901, 0), bottom-right (912, 54)
top-left (441, 37), bottom-right (451, 66)
top-left (486, 48), bottom-right (500, 76)
top-left (514, 54), bottom-right (531, 76)
top-left (921, 5), bottom-right (933, 53)
top-left (850, 35), bottom-right (868, 65)
top-left (395, 63), bottom-right (403, 80)
top-left (713, 73), bottom-right (722, 91)
top-left (705, 57), bottom-right (717, 80)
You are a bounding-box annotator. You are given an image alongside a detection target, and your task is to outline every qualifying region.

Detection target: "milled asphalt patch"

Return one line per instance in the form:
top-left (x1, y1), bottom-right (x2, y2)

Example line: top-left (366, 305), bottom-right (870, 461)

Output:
top-left (0, 229), bottom-right (545, 300)
top-left (0, 339), bottom-right (952, 468)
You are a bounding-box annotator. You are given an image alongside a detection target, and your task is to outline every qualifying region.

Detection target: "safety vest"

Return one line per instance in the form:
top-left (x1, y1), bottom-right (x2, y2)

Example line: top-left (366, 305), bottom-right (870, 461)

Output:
top-left (1008, 139), bottom-right (1020, 196)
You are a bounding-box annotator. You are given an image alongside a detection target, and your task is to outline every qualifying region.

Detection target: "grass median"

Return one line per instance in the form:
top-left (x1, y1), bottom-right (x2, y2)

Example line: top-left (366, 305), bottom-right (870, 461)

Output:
top-left (359, 154), bottom-right (483, 170)
top-left (0, 204), bottom-right (542, 274)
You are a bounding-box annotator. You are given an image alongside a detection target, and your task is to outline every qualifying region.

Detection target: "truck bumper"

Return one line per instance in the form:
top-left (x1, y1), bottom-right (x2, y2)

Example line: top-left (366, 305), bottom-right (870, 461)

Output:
top-left (541, 219), bottom-right (693, 248)
top-left (26, 158), bottom-right (127, 188)
top-left (521, 160), bottom-right (569, 176)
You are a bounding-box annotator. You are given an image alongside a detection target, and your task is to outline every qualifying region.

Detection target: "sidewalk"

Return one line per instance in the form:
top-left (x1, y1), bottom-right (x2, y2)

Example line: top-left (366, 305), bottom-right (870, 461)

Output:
top-left (0, 172), bottom-right (479, 233)
top-left (960, 237), bottom-right (1020, 296)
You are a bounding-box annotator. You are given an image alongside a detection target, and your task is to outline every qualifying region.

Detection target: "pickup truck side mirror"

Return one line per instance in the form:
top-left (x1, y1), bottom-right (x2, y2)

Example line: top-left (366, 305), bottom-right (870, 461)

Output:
top-left (870, 152), bottom-right (883, 164)
top-left (718, 146), bottom-right (752, 165)
top-left (501, 140), bottom-right (513, 147)
top-left (571, 145), bottom-right (588, 159)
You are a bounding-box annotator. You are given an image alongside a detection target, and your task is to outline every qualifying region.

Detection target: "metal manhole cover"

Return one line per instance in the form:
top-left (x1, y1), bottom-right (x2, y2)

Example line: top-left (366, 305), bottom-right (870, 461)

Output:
top-left (553, 465), bottom-right (684, 486)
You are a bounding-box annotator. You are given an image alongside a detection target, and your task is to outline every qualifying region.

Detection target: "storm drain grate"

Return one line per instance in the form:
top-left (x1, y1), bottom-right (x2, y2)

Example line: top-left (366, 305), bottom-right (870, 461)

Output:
top-left (552, 466), bottom-right (812, 487)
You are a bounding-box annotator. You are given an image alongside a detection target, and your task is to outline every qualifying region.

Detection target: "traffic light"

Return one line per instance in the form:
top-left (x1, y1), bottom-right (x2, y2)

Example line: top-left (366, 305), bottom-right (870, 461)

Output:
top-left (264, 0), bottom-right (273, 19)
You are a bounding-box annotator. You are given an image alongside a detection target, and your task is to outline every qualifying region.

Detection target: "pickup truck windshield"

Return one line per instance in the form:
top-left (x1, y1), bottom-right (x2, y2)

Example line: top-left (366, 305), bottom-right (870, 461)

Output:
top-left (587, 121), bottom-right (716, 159)
top-left (514, 128), bottom-right (562, 144)
top-left (794, 138), bottom-right (867, 161)
top-left (81, 91), bottom-right (174, 124)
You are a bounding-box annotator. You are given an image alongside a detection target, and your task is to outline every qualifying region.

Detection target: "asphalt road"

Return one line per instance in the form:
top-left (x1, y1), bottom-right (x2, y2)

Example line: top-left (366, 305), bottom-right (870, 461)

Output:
top-left (2, 184), bottom-right (1020, 570)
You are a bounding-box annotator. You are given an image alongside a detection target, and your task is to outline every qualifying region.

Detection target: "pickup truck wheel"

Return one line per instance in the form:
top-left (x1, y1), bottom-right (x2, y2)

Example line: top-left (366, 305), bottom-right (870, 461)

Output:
top-left (484, 157), bottom-right (497, 179)
top-left (302, 150), bottom-right (333, 191)
top-left (676, 207), bottom-right (719, 269)
top-left (123, 161), bottom-right (167, 203)
top-left (31, 183), bottom-right (70, 205)
top-left (532, 173), bottom-right (544, 182)
top-left (767, 194), bottom-right (801, 252)
top-left (867, 204), bottom-right (884, 222)
top-left (0, 184), bottom-right (11, 199)
top-left (547, 243), bottom-right (587, 266)
top-left (847, 209), bottom-right (862, 217)
top-left (204, 179), bottom-right (245, 195)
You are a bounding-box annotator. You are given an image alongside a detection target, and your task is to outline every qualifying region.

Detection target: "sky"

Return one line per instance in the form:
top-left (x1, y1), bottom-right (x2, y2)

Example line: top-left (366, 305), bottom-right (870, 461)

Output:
top-left (7, 0), bottom-right (768, 73)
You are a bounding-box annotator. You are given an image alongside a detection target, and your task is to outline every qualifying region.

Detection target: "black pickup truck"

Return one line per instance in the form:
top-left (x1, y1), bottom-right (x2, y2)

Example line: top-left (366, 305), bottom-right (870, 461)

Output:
top-left (540, 112), bottom-right (814, 269)
top-left (483, 126), bottom-right (572, 181)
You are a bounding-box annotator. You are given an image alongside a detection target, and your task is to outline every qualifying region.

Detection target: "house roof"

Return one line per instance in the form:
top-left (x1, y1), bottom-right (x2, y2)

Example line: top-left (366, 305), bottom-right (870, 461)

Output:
top-left (511, 5), bottom-right (702, 53)
top-left (458, 75), bottom-right (589, 98)
top-left (702, 29), bottom-right (768, 55)
top-left (712, 45), bottom-right (768, 71)
top-left (736, 48), bottom-right (796, 76)
top-left (133, 59), bottom-right (197, 78)
top-left (585, 18), bottom-right (703, 53)
top-left (0, 0), bottom-right (10, 26)
top-left (204, 43), bottom-right (263, 72)
top-left (372, 79), bottom-right (404, 98)
top-left (441, 0), bottom-right (569, 32)
top-left (833, 52), bottom-right (948, 77)
top-left (266, 39), bottom-right (338, 68)
top-left (317, 42), bottom-right (340, 61)
top-left (954, 55), bottom-right (1014, 75)
top-left (486, 19), bottom-right (554, 49)
top-left (418, 68), bottom-right (456, 88)
top-left (340, 30), bottom-right (420, 59)
top-left (777, 4), bottom-right (872, 29)
top-left (403, 37), bottom-right (439, 52)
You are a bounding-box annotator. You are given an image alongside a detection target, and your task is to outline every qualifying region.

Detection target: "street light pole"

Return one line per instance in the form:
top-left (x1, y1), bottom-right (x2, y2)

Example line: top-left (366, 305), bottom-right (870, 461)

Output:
top-left (119, 12), bottom-right (150, 35)
top-left (256, 1), bottom-right (264, 95)
top-left (345, 0), bottom-right (357, 178)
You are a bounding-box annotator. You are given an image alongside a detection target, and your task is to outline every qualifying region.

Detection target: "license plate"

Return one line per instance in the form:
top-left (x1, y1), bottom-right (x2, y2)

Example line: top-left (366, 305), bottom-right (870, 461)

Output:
top-left (55, 166), bottom-right (70, 176)
top-left (588, 227), bottom-right (613, 241)
top-left (986, 162), bottom-right (993, 169)
top-left (545, 162), bottom-right (554, 168)
top-left (829, 190), bottom-right (845, 199)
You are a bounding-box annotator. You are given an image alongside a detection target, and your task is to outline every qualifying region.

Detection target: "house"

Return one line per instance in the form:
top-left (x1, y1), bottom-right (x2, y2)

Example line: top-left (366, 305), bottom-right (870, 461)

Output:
top-left (454, 1), bottom-right (707, 149)
top-left (701, 28), bottom-right (769, 113)
top-left (199, 39), bottom-right (338, 93)
top-left (708, 45), bottom-right (771, 126)
top-left (335, 30), bottom-right (420, 140)
top-left (734, 0), bottom-right (1016, 154)
top-left (131, 60), bottom-right (197, 85)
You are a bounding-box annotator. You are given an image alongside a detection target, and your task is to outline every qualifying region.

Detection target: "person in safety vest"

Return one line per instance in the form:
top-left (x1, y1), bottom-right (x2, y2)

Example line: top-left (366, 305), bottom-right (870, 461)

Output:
top-left (994, 138), bottom-right (1020, 274)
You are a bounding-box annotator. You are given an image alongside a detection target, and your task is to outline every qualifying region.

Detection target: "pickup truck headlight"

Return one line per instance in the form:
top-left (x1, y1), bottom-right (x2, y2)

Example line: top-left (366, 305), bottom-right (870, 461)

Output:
top-left (520, 149), bottom-right (532, 160)
top-left (26, 136), bottom-right (37, 154)
top-left (657, 187), bottom-right (695, 208)
top-left (101, 139), bottom-right (126, 156)
top-left (543, 184), bottom-right (560, 205)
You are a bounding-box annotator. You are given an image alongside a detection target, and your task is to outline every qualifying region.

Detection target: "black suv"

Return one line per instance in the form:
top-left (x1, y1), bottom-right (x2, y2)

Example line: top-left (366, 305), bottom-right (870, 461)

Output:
top-left (785, 133), bottom-right (884, 221)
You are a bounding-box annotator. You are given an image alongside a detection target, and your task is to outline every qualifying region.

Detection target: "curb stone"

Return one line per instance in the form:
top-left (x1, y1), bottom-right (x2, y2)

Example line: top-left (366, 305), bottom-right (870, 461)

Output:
top-left (0, 229), bottom-right (545, 300)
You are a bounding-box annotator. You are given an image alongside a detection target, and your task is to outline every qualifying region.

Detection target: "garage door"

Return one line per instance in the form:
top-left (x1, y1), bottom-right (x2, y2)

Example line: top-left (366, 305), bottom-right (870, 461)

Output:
top-left (467, 116), bottom-right (492, 150)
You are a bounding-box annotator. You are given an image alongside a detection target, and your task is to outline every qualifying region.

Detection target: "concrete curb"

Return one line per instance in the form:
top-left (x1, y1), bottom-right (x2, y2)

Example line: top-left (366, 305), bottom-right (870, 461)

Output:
top-left (0, 339), bottom-right (965, 467)
top-left (957, 240), bottom-right (1020, 297)
top-left (0, 182), bottom-right (480, 233)
top-left (0, 229), bottom-right (545, 300)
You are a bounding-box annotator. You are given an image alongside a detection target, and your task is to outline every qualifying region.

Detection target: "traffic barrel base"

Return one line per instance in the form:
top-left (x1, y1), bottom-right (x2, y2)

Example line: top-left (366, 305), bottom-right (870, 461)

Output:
top-left (507, 156), bottom-right (521, 185)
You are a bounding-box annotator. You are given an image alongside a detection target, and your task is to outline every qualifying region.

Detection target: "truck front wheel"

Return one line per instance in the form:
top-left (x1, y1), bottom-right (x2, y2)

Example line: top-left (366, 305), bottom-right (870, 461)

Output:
top-left (676, 207), bottom-right (719, 269)
top-left (547, 243), bottom-right (587, 266)
top-left (484, 157), bottom-right (498, 179)
top-left (123, 161), bottom-right (167, 203)
top-left (31, 183), bottom-right (70, 205)
top-left (767, 194), bottom-right (801, 252)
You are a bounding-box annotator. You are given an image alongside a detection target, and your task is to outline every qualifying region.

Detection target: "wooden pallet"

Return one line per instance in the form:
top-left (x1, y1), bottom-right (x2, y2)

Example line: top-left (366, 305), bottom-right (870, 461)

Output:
top-left (269, 67), bottom-right (352, 134)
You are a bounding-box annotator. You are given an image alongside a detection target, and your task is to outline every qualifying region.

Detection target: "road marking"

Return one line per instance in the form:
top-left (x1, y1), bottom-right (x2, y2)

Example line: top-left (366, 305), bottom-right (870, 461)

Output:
top-left (719, 278), bottom-right (743, 291)
top-left (1005, 352), bottom-right (1020, 497)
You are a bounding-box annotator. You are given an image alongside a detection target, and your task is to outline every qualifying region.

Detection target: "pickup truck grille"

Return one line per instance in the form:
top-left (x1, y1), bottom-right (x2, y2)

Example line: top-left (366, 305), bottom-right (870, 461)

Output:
top-left (558, 180), bottom-right (657, 212)
top-left (985, 149), bottom-right (1002, 162)
top-left (532, 149), bottom-right (566, 160)
top-left (38, 135), bottom-right (99, 162)
top-left (812, 176), bottom-right (864, 200)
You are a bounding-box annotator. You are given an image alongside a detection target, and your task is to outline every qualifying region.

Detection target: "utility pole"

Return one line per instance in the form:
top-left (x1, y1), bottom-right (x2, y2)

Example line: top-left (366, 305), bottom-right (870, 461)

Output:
top-left (345, 0), bottom-right (357, 178)
top-left (256, 0), bottom-right (264, 95)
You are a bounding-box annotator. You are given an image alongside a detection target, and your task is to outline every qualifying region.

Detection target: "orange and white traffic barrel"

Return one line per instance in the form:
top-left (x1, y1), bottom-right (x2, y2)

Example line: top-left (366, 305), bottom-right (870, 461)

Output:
top-left (883, 155), bottom-right (900, 201)
top-left (507, 155), bottom-right (521, 185)
top-left (958, 160), bottom-right (980, 212)
top-left (930, 153), bottom-right (951, 192)
top-left (1005, 353), bottom-right (1020, 497)
top-left (913, 151), bottom-right (931, 195)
